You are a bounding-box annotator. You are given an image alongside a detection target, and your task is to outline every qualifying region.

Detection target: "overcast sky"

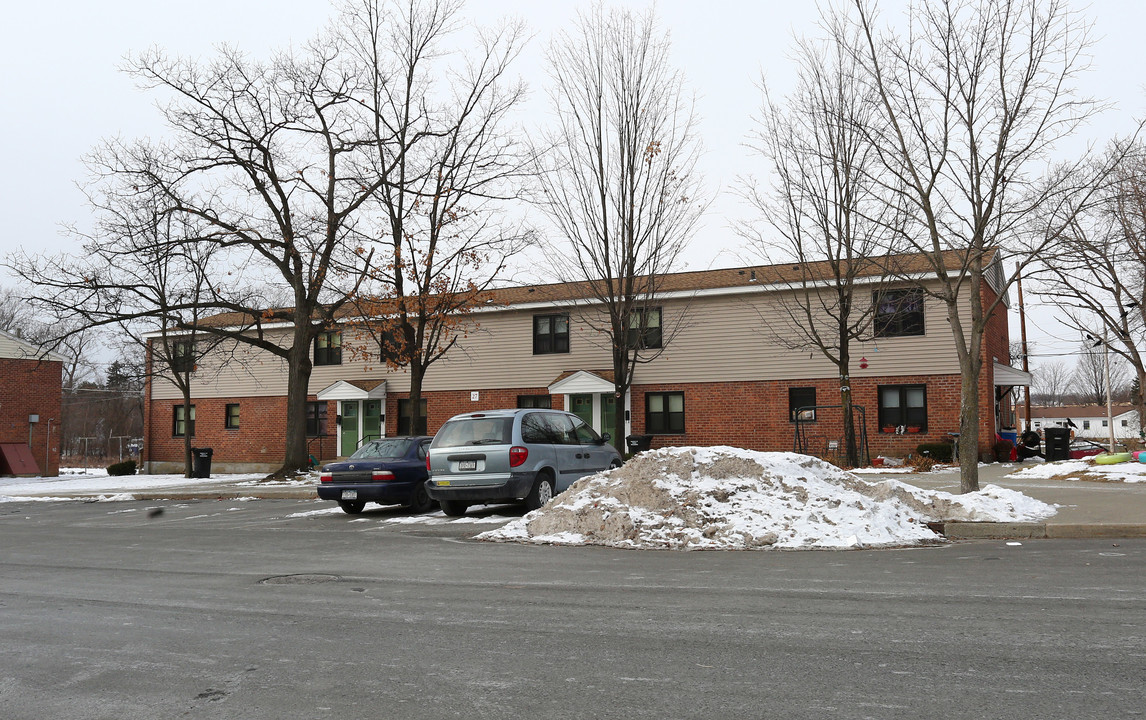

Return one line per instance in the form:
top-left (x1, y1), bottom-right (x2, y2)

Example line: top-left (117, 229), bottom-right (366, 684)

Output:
top-left (3, 0), bottom-right (1145, 366)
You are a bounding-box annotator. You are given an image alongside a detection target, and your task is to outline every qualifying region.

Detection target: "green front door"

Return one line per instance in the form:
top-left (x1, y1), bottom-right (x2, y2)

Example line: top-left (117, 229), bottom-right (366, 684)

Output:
top-left (571, 394), bottom-right (593, 430)
top-left (340, 401), bottom-right (359, 455)
top-left (602, 394), bottom-right (616, 441)
top-left (363, 399), bottom-right (382, 442)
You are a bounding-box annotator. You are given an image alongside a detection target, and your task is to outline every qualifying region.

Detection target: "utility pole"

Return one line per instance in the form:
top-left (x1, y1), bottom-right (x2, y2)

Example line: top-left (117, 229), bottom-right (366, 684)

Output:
top-left (1104, 330), bottom-right (1116, 452)
top-left (1016, 263), bottom-right (1032, 430)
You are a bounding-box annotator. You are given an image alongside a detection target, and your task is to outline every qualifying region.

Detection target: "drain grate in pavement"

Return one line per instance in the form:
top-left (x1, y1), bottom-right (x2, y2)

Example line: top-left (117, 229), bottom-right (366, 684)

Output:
top-left (258, 573), bottom-right (342, 585)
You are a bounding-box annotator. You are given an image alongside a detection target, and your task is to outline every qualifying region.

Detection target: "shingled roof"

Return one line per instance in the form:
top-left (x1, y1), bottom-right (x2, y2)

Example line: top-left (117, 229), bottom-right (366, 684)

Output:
top-left (196, 249), bottom-right (994, 329)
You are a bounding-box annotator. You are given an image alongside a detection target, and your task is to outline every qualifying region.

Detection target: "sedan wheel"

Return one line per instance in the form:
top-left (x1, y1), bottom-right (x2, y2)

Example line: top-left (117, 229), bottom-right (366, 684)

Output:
top-left (338, 500), bottom-right (366, 514)
top-left (407, 482), bottom-right (434, 513)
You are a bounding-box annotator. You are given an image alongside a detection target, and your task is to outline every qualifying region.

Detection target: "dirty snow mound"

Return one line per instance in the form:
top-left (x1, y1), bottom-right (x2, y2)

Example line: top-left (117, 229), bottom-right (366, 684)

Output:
top-left (478, 447), bottom-right (1056, 550)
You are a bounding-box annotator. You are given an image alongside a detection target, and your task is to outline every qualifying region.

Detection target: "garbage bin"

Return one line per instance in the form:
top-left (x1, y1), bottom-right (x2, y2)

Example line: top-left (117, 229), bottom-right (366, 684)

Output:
top-left (1044, 427), bottom-right (1070, 461)
top-left (625, 434), bottom-right (653, 453)
top-left (999, 429), bottom-right (1018, 447)
top-left (191, 447), bottom-right (214, 478)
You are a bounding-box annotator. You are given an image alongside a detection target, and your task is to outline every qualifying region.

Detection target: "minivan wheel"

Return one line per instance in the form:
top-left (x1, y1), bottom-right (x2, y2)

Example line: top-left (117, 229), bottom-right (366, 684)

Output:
top-left (339, 500), bottom-right (366, 514)
top-left (525, 473), bottom-right (555, 511)
top-left (439, 499), bottom-right (468, 517)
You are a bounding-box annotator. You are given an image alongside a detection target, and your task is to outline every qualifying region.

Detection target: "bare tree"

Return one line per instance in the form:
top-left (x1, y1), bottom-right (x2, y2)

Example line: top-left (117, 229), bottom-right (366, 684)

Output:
top-left (0, 286), bottom-right (39, 338)
top-left (341, 0), bottom-right (533, 435)
top-left (1072, 339), bottom-right (1131, 407)
top-left (534, 4), bottom-right (706, 449)
top-left (1030, 359), bottom-right (1072, 407)
top-left (10, 188), bottom-right (237, 476)
top-left (839, 0), bottom-right (1126, 491)
top-left (740, 29), bottom-right (901, 467)
top-left (1037, 150), bottom-right (1146, 433)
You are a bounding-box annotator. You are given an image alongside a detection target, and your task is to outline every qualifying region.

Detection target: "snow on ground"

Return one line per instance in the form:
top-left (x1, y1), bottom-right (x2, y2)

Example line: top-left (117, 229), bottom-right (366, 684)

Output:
top-left (0, 469), bottom-right (310, 502)
top-left (478, 446), bottom-right (1057, 551)
top-left (1008, 457), bottom-right (1146, 483)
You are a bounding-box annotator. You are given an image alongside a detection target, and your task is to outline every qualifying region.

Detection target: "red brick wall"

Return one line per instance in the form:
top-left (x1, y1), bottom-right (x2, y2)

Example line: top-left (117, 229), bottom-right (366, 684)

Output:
top-left (145, 375), bottom-right (984, 469)
top-left (0, 358), bottom-right (62, 476)
top-left (981, 282), bottom-right (1015, 449)
top-left (386, 387), bottom-right (557, 436)
top-left (628, 375), bottom-right (965, 461)
top-left (145, 395), bottom-right (338, 471)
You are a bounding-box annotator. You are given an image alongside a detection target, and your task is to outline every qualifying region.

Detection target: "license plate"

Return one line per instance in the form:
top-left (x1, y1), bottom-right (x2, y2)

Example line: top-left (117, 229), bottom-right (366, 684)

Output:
top-left (341, 490), bottom-right (358, 500)
top-left (458, 460), bottom-right (477, 471)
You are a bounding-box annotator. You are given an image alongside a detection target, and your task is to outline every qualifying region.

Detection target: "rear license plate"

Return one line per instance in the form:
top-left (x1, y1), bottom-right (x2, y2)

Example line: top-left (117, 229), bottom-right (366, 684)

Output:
top-left (457, 460), bottom-right (477, 471)
top-left (341, 490), bottom-right (358, 500)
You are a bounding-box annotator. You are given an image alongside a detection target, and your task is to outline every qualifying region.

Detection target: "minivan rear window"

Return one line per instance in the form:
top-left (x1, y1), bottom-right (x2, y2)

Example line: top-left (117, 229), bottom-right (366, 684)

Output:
top-left (432, 417), bottom-right (513, 447)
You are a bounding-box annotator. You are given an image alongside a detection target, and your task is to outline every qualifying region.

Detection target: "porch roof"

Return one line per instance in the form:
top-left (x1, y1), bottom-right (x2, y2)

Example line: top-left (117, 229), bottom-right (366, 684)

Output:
top-left (316, 379), bottom-right (387, 400)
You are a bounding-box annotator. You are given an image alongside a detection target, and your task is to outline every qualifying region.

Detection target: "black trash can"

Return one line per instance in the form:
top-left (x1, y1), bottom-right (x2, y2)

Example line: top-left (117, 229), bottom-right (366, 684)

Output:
top-left (1044, 428), bottom-right (1070, 462)
top-left (191, 447), bottom-right (214, 478)
top-left (625, 434), bottom-right (653, 453)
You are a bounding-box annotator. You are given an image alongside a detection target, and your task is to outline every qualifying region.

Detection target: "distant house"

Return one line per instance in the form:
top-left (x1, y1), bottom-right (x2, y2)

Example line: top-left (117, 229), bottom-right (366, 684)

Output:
top-left (0, 329), bottom-right (65, 476)
top-left (142, 251), bottom-right (1026, 473)
top-left (1020, 404), bottom-right (1141, 440)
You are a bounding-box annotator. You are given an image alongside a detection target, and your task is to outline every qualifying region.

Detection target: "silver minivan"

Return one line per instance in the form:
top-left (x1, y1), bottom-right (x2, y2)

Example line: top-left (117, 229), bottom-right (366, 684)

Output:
top-left (425, 408), bottom-right (623, 516)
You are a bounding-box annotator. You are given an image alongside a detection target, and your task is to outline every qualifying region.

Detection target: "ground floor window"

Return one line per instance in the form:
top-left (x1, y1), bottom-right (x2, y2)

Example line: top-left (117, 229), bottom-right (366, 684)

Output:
top-left (517, 394), bottom-right (552, 409)
top-left (398, 398), bottom-right (428, 435)
top-left (789, 387), bottom-right (816, 422)
top-left (306, 401), bottom-right (328, 437)
top-left (645, 391), bottom-right (684, 434)
top-left (225, 403), bottom-right (240, 429)
top-left (878, 384), bottom-right (927, 432)
top-left (173, 404), bottom-right (195, 437)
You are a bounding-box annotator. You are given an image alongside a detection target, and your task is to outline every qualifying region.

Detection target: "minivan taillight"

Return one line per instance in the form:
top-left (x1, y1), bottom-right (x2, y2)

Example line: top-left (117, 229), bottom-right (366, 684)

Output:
top-left (426, 456), bottom-right (431, 473)
top-left (371, 470), bottom-right (396, 482)
top-left (509, 446), bottom-right (528, 467)
top-left (319, 472), bottom-right (333, 483)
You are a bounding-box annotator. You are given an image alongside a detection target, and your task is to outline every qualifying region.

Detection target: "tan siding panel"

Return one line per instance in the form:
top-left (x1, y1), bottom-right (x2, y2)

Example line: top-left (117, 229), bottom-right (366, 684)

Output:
top-left (156, 279), bottom-right (967, 399)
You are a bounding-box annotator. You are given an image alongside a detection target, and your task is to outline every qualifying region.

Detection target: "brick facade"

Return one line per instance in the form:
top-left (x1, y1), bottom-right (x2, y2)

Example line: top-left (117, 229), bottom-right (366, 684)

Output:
top-left (0, 358), bottom-right (63, 476)
top-left (145, 375), bottom-right (987, 472)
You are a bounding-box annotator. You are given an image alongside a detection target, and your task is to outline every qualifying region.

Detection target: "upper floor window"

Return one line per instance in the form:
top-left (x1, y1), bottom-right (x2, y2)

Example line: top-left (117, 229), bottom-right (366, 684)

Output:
top-left (173, 404), bottom-right (195, 437)
top-left (628, 307), bottom-right (662, 349)
top-left (314, 331), bottom-right (342, 366)
top-left (878, 384), bottom-right (927, 432)
top-left (874, 289), bottom-right (924, 338)
top-left (533, 314), bottom-right (570, 354)
top-left (306, 401), bottom-right (328, 436)
top-left (646, 391), bottom-right (684, 434)
top-left (789, 387), bottom-right (816, 422)
top-left (171, 340), bottom-right (195, 373)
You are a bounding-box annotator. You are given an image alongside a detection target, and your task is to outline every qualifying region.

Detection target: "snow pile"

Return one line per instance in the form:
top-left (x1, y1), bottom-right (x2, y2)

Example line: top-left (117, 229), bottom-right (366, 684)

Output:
top-left (478, 447), bottom-right (1057, 550)
top-left (1008, 458), bottom-right (1146, 484)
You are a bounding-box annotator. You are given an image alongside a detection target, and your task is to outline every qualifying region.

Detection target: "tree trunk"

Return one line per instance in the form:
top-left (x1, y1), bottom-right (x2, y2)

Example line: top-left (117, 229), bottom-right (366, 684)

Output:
top-left (409, 364), bottom-right (427, 436)
top-left (958, 370), bottom-right (981, 493)
top-left (278, 327), bottom-right (314, 476)
top-left (612, 348), bottom-right (631, 454)
top-left (841, 382), bottom-right (858, 468)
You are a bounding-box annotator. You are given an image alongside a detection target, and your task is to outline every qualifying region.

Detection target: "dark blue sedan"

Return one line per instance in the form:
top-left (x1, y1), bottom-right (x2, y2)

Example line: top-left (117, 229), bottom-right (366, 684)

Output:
top-left (317, 436), bottom-right (434, 514)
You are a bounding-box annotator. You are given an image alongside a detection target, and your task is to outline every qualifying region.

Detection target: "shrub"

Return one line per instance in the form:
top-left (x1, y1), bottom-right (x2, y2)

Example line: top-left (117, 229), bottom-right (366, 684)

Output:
top-left (916, 442), bottom-right (953, 463)
top-left (107, 459), bottom-right (137, 476)
top-left (910, 455), bottom-right (937, 472)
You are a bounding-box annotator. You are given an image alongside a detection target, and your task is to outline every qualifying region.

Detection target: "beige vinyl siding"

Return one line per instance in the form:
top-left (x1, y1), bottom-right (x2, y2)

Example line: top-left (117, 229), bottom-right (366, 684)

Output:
top-left (0, 333), bottom-right (49, 360)
top-left (151, 327), bottom-right (396, 400)
top-left (153, 279), bottom-right (969, 400)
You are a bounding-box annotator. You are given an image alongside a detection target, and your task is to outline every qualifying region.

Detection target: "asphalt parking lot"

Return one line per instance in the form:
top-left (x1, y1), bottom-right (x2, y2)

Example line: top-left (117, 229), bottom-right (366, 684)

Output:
top-left (2, 496), bottom-right (1145, 719)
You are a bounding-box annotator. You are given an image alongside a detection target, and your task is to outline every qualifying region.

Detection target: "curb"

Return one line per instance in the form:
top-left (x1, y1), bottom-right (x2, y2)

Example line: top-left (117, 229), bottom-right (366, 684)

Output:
top-left (934, 522), bottom-right (1146, 540)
